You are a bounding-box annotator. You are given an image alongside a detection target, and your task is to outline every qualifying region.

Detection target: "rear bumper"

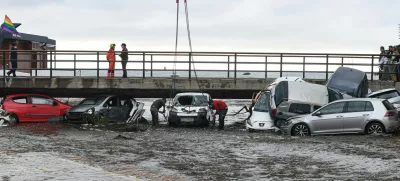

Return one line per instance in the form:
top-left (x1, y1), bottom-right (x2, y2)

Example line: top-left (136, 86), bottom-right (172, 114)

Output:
top-left (246, 120), bottom-right (275, 131)
top-left (384, 120), bottom-right (400, 133)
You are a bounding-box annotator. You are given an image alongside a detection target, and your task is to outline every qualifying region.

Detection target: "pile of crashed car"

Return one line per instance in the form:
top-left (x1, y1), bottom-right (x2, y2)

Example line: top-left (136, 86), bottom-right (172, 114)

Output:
top-left (1, 67), bottom-right (400, 137)
top-left (246, 67), bottom-right (400, 136)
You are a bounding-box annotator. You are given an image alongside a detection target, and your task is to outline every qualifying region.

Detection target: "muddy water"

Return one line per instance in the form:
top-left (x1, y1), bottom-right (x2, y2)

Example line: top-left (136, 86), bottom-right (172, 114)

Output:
top-left (2, 99), bottom-right (400, 180)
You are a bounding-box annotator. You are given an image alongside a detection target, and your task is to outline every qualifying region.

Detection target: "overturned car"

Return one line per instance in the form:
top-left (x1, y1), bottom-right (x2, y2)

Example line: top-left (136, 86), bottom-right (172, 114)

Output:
top-left (168, 92), bottom-right (213, 127)
top-left (65, 95), bottom-right (147, 127)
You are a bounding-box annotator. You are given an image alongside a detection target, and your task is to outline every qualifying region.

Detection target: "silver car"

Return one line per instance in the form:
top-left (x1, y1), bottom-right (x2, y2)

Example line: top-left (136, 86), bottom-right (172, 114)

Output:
top-left (280, 98), bottom-right (400, 136)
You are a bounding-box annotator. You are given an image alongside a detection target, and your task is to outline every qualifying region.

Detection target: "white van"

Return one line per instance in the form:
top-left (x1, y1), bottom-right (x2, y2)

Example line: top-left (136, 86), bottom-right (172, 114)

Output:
top-left (246, 80), bottom-right (343, 132)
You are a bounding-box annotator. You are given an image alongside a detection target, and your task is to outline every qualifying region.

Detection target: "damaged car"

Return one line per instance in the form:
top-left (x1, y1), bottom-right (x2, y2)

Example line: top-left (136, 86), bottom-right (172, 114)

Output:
top-left (246, 80), bottom-right (343, 132)
top-left (326, 67), bottom-right (369, 98)
top-left (65, 95), bottom-right (147, 126)
top-left (366, 88), bottom-right (400, 110)
top-left (168, 92), bottom-right (212, 127)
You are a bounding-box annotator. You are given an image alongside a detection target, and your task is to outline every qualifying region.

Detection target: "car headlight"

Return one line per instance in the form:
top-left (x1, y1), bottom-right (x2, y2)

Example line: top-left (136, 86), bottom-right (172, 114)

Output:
top-left (86, 108), bottom-right (94, 115)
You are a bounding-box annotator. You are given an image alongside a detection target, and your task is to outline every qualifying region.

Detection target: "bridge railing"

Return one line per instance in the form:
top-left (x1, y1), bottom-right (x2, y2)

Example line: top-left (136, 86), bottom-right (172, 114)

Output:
top-left (0, 50), bottom-right (394, 81)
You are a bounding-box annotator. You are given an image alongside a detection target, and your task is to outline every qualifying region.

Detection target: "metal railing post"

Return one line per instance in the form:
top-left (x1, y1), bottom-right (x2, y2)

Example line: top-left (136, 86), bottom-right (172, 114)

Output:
top-left (188, 53), bottom-right (192, 79)
top-left (150, 55), bottom-right (153, 77)
top-left (326, 55), bottom-right (329, 80)
top-left (234, 53), bottom-right (237, 83)
top-left (227, 56), bottom-right (230, 78)
top-left (371, 55), bottom-right (374, 81)
top-left (35, 52), bottom-right (38, 76)
top-left (50, 51), bottom-right (53, 78)
top-left (97, 52), bottom-right (100, 79)
top-left (341, 57), bottom-right (344, 67)
top-left (280, 54), bottom-right (283, 77)
top-left (265, 56), bottom-right (268, 78)
top-left (303, 56), bottom-right (306, 78)
top-left (143, 52), bottom-right (145, 78)
top-left (73, 54), bottom-right (76, 77)
top-left (2, 52), bottom-right (5, 80)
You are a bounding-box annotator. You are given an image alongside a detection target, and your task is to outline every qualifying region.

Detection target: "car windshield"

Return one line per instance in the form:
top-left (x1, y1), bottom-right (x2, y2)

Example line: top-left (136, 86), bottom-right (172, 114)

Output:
top-left (368, 90), bottom-right (400, 99)
top-left (174, 95), bottom-right (209, 106)
top-left (254, 91), bottom-right (270, 112)
top-left (79, 97), bottom-right (106, 105)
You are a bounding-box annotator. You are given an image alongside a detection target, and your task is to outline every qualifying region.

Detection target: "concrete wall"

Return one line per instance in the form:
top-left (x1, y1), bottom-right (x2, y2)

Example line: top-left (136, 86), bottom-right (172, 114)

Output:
top-left (0, 77), bottom-right (397, 98)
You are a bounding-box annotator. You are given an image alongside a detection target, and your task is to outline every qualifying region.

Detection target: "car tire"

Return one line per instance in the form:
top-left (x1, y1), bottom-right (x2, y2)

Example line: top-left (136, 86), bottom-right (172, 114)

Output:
top-left (137, 117), bottom-right (150, 132)
top-left (274, 119), bottom-right (284, 128)
top-left (167, 117), bottom-right (178, 127)
top-left (247, 128), bottom-right (254, 133)
top-left (366, 122), bottom-right (385, 135)
top-left (291, 123), bottom-right (311, 136)
top-left (201, 118), bottom-right (210, 128)
top-left (8, 113), bottom-right (19, 126)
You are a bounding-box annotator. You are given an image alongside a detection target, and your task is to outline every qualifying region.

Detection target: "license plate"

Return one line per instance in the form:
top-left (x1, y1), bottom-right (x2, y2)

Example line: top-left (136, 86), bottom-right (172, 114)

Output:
top-left (181, 118), bottom-right (194, 122)
top-left (259, 123), bottom-right (265, 127)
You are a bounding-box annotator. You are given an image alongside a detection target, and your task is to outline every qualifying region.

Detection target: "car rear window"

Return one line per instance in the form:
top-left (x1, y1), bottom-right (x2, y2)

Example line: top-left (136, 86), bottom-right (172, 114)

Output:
top-left (12, 96), bottom-right (28, 104)
top-left (254, 91), bottom-right (270, 112)
top-left (382, 100), bottom-right (396, 110)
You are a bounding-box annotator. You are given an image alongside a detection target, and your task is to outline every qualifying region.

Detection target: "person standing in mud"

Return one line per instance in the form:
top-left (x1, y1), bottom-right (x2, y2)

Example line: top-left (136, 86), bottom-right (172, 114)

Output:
top-left (119, 43), bottom-right (128, 78)
top-left (7, 42), bottom-right (18, 77)
top-left (211, 99), bottom-right (228, 130)
top-left (150, 98), bottom-right (166, 126)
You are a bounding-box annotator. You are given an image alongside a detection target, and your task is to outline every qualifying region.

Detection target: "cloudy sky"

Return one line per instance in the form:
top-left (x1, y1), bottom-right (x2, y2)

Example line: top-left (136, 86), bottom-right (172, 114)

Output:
top-left (2, 0), bottom-right (399, 54)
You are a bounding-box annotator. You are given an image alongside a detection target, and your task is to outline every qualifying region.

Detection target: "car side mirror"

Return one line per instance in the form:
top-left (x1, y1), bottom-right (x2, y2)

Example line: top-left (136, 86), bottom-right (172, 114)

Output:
top-left (53, 101), bottom-right (58, 106)
top-left (313, 111), bottom-right (322, 117)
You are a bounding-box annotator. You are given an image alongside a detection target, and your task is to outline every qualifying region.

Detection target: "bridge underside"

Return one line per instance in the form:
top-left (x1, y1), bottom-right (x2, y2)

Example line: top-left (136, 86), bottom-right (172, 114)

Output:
top-left (0, 77), bottom-right (396, 98)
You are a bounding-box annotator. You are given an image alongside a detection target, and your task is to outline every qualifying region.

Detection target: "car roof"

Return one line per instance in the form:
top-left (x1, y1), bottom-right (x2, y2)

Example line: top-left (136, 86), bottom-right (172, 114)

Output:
top-left (366, 88), bottom-right (397, 97)
top-left (176, 92), bottom-right (210, 96)
top-left (333, 98), bottom-right (385, 103)
top-left (6, 94), bottom-right (52, 98)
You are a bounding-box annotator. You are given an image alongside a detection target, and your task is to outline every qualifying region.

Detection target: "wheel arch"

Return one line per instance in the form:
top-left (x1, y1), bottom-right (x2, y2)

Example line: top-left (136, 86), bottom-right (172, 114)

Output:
top-left (365, 120), bottom-right (386, 133)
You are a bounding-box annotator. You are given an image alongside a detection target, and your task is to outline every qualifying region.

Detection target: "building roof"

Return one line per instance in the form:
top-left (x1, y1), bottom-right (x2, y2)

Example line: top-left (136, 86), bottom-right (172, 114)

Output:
top-left (1, 30), bottom-right (56, 45)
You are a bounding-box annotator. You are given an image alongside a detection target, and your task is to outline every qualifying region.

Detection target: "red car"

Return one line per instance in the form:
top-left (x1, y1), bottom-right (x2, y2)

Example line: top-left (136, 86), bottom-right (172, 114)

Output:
top-left (1, 94), bottom-right (72, 123)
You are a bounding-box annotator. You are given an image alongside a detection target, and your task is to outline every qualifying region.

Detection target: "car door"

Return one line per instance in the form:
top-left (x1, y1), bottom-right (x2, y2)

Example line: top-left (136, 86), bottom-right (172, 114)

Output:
top-left (342, 101), bottom-right (374, 132)
top-left (29, 96), bottom-right (60, 122)
top-left (310, 102), bottom-right (346, 134)
top-left (104, 96), bottom-right (122, 122)
top-left (119, 97), bottom-right (133, 120)
top-left (8, 96), bottom-right (32, 122)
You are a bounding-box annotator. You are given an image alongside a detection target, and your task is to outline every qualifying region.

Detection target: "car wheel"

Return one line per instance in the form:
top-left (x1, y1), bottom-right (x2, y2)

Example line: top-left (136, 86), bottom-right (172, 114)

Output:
top-left (137, 117), bottom-right (150, 132)
top-left (366, 122), bottom-right (385, 135)
top-left (291, 123), bottom-right (310, 136)
top-left (8, 113), bottom-right (19, 126)
top-left (247, 128), bottom-right (254, 133)
top-left (167, 117), bottom-right (178, 127)
top-left (274, 119), bottom-right (284, 128)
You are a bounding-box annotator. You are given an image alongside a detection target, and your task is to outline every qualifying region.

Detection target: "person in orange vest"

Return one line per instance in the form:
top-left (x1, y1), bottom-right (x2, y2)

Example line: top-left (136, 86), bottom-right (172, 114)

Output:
top-left (107, 43), bottom-right (116, 78)
top-left (211, 99), bottom-right (228, 130)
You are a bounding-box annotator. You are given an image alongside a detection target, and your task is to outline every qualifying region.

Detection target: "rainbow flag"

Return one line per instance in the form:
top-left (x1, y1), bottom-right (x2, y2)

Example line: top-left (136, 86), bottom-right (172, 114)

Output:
top-left (1, 15), bottom-right (21, 37)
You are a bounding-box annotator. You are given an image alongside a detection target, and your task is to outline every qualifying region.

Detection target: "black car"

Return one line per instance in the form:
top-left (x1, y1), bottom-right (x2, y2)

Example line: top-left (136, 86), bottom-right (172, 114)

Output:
top-left (66, 95), bottom-right (145, 125)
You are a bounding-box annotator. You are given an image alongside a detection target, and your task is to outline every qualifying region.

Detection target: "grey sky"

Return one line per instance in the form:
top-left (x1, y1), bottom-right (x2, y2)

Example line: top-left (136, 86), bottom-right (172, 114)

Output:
top-left (2, 0), bottom-right (400, 53)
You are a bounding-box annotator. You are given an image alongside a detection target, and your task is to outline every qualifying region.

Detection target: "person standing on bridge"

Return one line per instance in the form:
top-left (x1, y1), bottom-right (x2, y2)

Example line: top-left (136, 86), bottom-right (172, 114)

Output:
top-left (7, 42), bottom-right (18, 77)
top-left (211, 99), bottom-right (228, 130)
top-left (119, 43), bottom-right (129, 78)
top-left (107, 43), bottom-right (116, 78)
top-left (150, 98), bottom-right (167, 126)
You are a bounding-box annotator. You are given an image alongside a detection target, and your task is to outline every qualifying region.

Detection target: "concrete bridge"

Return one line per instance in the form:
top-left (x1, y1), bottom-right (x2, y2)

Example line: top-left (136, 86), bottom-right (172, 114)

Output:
top-left (0, 77), bottom-right (397, 98)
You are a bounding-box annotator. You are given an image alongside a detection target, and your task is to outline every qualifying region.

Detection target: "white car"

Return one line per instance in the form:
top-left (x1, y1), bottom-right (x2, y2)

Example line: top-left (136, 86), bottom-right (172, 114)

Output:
top-left (168, 92), bottom-right (213, 127)
top-left (366, 88), bottom-right (400, 110)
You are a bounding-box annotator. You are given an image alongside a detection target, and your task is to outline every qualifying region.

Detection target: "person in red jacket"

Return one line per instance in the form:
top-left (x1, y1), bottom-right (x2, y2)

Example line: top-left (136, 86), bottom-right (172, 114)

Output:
top-left (107, 43), bottom-right (116, 78)
top-left (211, 99), bottom-right (228, 130)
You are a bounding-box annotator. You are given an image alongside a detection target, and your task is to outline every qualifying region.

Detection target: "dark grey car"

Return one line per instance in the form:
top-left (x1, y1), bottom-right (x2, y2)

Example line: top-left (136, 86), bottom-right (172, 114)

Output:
top-left (275, 100), bottom-right (322, 128)
top-left (66, 95), bottom-right (144, 124)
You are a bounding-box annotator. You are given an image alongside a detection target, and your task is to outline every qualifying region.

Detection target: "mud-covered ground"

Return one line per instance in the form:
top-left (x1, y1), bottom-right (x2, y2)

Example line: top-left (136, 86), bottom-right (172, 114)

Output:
top-left (2, 99), bottom-right (400, 181)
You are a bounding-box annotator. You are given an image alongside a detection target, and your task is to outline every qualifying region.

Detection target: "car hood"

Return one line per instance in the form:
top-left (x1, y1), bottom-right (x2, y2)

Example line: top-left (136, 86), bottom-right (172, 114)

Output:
top-left (68, 105), bottom-right (95, 113)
